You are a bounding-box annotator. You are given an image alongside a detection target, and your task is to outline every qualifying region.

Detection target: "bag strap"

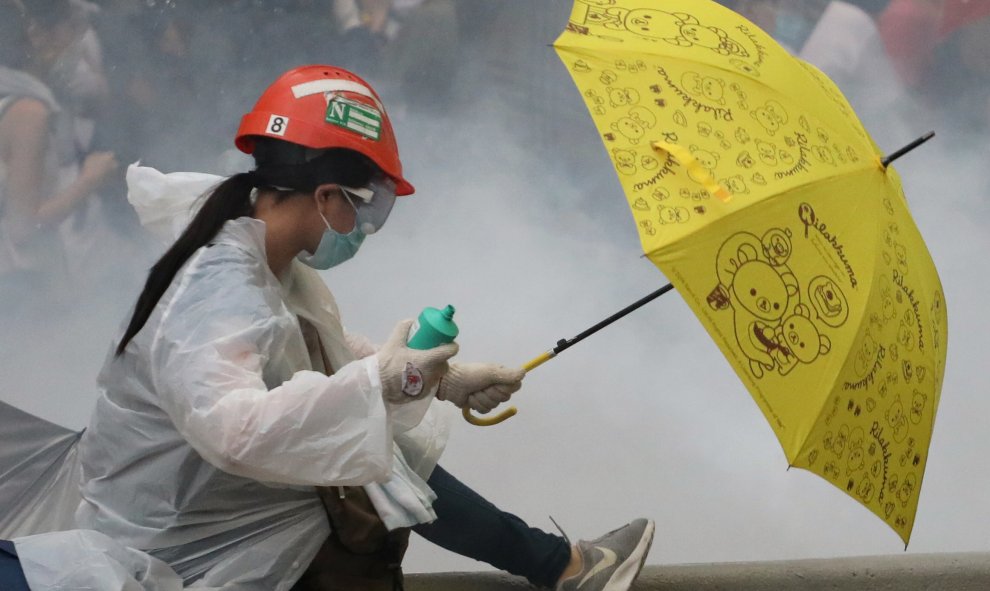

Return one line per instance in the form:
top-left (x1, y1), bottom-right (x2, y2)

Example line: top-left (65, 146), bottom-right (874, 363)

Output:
top-left (316, 331), bottom-right (335, 376)
top-left (292, 318), bottom-right (410, 590)
top-left (296, 316), bottom-right (336, 375)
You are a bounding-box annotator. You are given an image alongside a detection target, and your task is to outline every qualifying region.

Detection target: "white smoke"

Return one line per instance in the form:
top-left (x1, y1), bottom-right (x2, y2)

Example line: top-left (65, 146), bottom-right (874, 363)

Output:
top-left (1, 0), bottom-right (987, 578)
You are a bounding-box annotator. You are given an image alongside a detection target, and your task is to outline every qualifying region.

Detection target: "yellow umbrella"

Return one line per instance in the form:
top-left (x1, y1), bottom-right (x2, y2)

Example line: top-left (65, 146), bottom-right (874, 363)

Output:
top-left (540, 0), bottom-right (945, 545)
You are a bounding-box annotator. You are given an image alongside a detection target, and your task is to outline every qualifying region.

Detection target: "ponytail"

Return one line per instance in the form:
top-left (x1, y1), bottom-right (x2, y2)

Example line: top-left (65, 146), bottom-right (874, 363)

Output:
top-left (115, 172), bottom-right (256, 356)
top-left (115, 143), bottom-right (379, 356)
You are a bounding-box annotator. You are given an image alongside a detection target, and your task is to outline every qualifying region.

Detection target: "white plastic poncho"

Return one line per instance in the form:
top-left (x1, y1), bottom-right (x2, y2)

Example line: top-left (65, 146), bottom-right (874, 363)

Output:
top-left (72, 165), bottom-right (454, 590)
top-left (15, 530), bottom-right (184, 591)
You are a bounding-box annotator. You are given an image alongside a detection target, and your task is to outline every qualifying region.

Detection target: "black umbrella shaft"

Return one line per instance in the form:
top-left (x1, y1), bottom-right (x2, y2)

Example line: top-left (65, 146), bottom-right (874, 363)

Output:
top-left (881, 131), bottom-right (935, 168)
top-left (553, 283), bottom-right (674, 355)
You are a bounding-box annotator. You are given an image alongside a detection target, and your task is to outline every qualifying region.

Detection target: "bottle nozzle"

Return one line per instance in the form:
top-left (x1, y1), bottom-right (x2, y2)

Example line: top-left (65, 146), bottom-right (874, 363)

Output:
top-left (408, 304), bottom-right (459, 350)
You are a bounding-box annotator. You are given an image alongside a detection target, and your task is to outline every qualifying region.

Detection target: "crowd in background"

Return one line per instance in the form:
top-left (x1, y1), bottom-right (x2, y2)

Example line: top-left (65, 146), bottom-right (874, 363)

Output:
top-left (724, 0), bottom-right (990, 147)
top-left (0, 0), bottom-right (987, 319)
top-left (0, 0), bottom-right (500, 316)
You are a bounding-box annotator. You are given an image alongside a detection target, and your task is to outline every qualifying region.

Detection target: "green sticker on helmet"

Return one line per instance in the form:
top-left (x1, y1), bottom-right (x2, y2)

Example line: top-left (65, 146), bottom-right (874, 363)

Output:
top-left (325, 96), bottom-right (382, 141)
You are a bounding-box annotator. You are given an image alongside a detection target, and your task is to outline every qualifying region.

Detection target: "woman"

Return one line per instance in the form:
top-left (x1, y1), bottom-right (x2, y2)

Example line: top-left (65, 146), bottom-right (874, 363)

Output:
top-left (76, 65), bottom-right (654, 590)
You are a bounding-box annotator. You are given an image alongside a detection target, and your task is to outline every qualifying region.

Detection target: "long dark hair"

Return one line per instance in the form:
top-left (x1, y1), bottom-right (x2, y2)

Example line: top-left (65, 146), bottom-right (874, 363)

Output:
top-left (116, 143), bottom-right (376, 356)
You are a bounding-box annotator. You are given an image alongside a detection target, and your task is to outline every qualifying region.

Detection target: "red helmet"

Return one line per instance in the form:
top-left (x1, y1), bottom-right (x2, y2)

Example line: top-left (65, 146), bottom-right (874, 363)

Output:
top-left (235, 65), bottom-right (414, 195)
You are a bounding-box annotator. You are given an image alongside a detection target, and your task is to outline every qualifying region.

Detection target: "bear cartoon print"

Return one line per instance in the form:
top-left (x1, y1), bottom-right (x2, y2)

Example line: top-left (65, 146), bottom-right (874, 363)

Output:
top-left (612, 9), bottom-right (750, 57)
top-left (751, 100), bottom-right (789, 136)
top-left (682, 71), bottom-right (726, 104)
top-left (708, 228), bottom-right (837, 378)
top-left (711, 231), bottom-right (800, 377)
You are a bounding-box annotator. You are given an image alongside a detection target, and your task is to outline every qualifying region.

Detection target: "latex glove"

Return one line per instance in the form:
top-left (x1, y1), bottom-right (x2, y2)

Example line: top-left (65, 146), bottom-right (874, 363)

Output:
top-left (377, 319), bottom-right (458, 404)
top-left (437, 362), bottom-right (525, 413)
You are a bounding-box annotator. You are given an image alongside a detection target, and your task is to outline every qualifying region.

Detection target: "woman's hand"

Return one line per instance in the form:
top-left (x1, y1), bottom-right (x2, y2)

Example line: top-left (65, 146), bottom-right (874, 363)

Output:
top-left (437, 363), bottom-right (525, 413)
top-left (376, 319), bottom-right (458, 404)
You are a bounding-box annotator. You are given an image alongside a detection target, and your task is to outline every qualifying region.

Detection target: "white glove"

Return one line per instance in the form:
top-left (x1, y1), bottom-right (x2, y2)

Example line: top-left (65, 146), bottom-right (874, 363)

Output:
top-left (377, 319), bottom-right (458, 405)
top-left (437, 362), bottom-right (525, 413)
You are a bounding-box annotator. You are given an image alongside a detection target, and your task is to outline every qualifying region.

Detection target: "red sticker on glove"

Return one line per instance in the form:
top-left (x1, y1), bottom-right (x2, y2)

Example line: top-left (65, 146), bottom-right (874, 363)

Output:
top-left (402, 362), bottom-right (424, 397)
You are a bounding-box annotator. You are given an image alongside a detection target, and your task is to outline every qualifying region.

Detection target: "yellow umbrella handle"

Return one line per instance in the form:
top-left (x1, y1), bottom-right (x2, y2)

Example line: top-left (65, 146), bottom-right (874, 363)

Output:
top-left (461, 406), bottom-right (515, 427)
top-left (461, 351), bottom-right (554, 427)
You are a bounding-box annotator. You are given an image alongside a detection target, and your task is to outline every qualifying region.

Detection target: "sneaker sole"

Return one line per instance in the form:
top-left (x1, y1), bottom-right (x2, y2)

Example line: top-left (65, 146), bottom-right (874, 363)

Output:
top-left (602, 519), bottom-right (655, 591)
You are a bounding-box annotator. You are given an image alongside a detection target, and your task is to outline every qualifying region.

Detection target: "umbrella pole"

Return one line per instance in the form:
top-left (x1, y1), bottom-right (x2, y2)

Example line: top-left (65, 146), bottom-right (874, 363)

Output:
top-left (463, 283), bottom-right (675, 426)
top-left (542, 282), bottom-right (676, 362)
top-left (880, 131), bottom-right (936, 168)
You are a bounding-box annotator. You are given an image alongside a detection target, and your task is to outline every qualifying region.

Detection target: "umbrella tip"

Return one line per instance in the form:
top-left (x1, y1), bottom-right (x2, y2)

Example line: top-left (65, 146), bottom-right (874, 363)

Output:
top-left (881, 131), bottom-right (937, 168)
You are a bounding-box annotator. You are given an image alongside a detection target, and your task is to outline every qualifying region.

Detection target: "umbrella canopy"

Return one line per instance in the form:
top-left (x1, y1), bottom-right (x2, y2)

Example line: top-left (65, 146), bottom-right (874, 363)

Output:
top-left (554, 0), bottom-right (947, 544)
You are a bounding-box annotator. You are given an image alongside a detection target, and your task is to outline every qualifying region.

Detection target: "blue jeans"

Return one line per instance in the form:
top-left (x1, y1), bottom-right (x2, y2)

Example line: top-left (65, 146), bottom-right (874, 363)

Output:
top-left (0, 540), bottom-right (30, 591)
top-left (414, 465), bottom-right (571, 588)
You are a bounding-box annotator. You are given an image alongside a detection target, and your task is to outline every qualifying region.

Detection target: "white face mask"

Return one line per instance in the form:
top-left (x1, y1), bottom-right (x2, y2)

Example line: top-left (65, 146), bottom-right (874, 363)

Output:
top-left (340, 176), bottom-right (397, 235)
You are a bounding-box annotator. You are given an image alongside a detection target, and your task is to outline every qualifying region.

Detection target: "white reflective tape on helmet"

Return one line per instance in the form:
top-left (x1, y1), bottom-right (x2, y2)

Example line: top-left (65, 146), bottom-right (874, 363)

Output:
top-left (291, 80), bottom-right (385, 112)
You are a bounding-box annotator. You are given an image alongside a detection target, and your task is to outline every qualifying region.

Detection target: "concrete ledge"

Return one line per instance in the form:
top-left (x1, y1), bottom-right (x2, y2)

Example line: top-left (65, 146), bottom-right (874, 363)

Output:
top-left (407, 553), bottom-right (990, 590)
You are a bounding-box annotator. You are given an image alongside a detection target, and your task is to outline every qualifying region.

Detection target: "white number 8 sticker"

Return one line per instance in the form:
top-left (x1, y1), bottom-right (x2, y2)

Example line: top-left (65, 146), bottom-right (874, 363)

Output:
top-left (266, 114), bottom-right (289, 136)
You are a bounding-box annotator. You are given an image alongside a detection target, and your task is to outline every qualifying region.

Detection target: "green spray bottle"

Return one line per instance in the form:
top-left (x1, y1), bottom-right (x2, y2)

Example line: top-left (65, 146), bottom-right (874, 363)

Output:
top-left (407, 305), bottom-right (459, 350)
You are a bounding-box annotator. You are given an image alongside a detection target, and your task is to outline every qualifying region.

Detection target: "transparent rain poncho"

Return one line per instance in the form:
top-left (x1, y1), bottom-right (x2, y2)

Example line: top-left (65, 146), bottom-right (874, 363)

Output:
top-left (14, 530), bottom-right (185, 591)
top-left (67, 165), bottom-right (454, 590)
